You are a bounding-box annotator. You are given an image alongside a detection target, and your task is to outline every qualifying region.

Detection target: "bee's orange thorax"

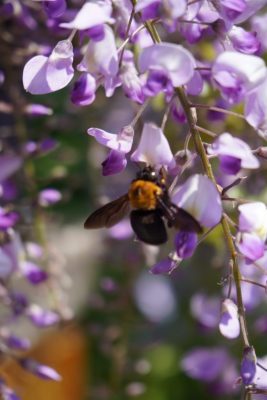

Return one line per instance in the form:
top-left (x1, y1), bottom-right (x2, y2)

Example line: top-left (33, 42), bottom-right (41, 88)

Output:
top-left (128, 180), bottom-right (163, 210)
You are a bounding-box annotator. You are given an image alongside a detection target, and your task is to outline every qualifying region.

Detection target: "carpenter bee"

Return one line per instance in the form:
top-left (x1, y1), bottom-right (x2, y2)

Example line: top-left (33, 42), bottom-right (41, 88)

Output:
top-left (84, 166), bottom-right (202, 245)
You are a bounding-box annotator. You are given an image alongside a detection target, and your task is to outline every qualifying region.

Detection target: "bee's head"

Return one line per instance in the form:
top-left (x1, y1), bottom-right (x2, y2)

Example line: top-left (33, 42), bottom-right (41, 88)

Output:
top-left (136, 166), bottom-right (157, 182)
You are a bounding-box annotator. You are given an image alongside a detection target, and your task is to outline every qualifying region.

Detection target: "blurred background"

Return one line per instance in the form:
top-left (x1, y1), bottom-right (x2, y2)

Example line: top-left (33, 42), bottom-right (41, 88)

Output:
top-left (1, 1), bottom-right (267, 399)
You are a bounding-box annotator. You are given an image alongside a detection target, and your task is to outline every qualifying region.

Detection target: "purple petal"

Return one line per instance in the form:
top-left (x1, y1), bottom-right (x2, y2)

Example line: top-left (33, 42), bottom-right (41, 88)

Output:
top-left (38, 189), bottom-right (62, 207)
top-left (238, 202), bottom-right (267, 236)
top-left (80, 25), bottom-right (118, 78)
top-left (190, 293), bottom-right (220, 328)
top-left (245, 78), bottom-right (267, 139)
top-left (23, 40), bottom-right (74, 94)
top-left (135, 0), bottom-right (161, 21)
top-left (208, 132), bottom-right (259, 173)
top-left (172, 175), bottom-right (222, 228)
top-left (181, 347), bottom-right (230, 382)
top-left (20, 358), bottom-right (61, 381)
top-left (174, 231), bottom-right (197, 259)
top-left (131, 123), bottom-right (175, 168)
top-left (43, 0), bottom-right (66, 18)
top-left (24, 104), bottom-right (53, 116)
top-left (219, 299), bottom-right (240, 339)
top-left (60, 2), bottom-right (113, 30)
top-left (88, 125), bottom-right (134, 154)
top-left (27, 305), bottom-right (60, 327)
top-left (102, 149), bottom-right (127, 176)
top-left (71, 73), bottom-right (96, 106)
top-left (241, 346), bottom-right (257, 385)
top-left (25, 242), bottom-right (43, 259)
top-left (236, 232), bottom-right (265, 261)
top-left (4, 333), bottom-right (30, 351)
top-left (21, 261), bottom-right (48, 285)
top-left (0, 382), bottom-right (20, 400)
top-left (0, 155), bottom-right (22, 183)
top-left (212, 51), bottom-right (267, 103)
top-left (149, 255), bottom-right (182, 275)
top-left (229, 26), bottom-right (261, 55)
top-left (139, 43), bottom-right (196, 87)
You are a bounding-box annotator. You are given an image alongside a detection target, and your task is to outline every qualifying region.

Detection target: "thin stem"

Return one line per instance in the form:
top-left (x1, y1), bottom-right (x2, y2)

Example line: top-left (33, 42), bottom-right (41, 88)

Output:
top-left (119, 6), bottom-right (135, 67)
top-left (240, 278), bottom-right (267, 290)
top-left (195, 124), bottom-right (217, 138)
top-left (130, 98), bottom-right (150, 127)
top-left (191, 103), bottom-right (245, 120)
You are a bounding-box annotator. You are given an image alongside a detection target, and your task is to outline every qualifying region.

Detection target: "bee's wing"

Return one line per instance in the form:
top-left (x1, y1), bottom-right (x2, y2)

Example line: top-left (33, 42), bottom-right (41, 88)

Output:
top-left (171, 205), bottom-right (203, 233)
top-left (157, 197), bottom-right (203, 234)
top-left (84, 194), bottom-right (130, 229)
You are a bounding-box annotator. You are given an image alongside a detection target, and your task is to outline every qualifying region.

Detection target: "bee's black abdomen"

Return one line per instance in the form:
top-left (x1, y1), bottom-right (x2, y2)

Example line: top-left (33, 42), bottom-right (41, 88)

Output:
top-left (130, 209), bottom-right (168, 245)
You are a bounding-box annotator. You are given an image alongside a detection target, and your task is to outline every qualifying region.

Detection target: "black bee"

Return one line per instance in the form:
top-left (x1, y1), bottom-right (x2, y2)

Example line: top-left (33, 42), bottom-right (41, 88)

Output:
top-left (84, 166), bottom-right (202, 245)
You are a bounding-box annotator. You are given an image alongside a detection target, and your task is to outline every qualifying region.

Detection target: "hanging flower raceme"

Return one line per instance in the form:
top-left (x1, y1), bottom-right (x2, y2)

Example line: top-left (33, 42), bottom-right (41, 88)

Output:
top-left (207, 133), bottom-right (259, 175)
top-left (236, 202), bottom-right (267, 261)
top-left (23, 40), bottom-right (74, 94)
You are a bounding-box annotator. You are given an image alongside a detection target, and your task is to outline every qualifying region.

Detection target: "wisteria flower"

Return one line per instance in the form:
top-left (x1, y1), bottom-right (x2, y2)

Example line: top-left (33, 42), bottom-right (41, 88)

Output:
top-left (219, 298), bottom-right (240, 339)
top-left (207, 132), bottom-right (259, 175)
top-left (212, 51), bottom-right (267, 103)
top-left (245, 77), bottom-right (267, 138)
top-left (131, 123), bottom-right (175, 168)
top-left (88, 125), bottom-right (134, 154)
top-left (172, 174), bottom-right (222, 228)
top-left (139, 43), bottom-right (196, 89)
top-left (23, 39), bottom-right (74, 94)
top-left (60, 1), bottom-right (113, 34)
top-left (20, 358), bottom-right (61, 381)
top-left (78, 25), bottom-right (118, 85)
top-left (71, 73), bottom-right (97, 106)
top-left (228, 26), bottom-right (260, 54)
top-left (241, 346), bottom-right (257, 385)
top-left (236, 202), bottom-right (267, 261)
top-left (190, 293), bottom-right (220, 329)
top-left (101, 149), bottom-right (127, 176)
top-left (0, 155), bottom-right (22, 183)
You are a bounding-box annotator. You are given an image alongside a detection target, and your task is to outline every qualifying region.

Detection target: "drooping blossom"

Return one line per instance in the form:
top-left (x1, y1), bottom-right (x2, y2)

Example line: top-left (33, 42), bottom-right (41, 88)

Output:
top-left (78, 25), bottom-right (119, 96)
top-left (20, 358), bottom-right (61, 381)
top-left (219, 298), bottom-right (240, 339)
top-left (71, 73), bottom-right (97, 106)
top-left (236, 202), bottom-right (267, 261)
top-left (228, 26), bottom-right (261, 54)
top-left (190, 293), bottom-right (220, 329)
top-left (149, 253), bottom-right (182, 275)
top-left (139, 43), bottom-right (196, 89)
top-left (20, 261), bottom-right (48, 285)
top-left (174, 231), bottom-right (198, 259)
top-left (241, 346), bottom-right (257, 385)
top-left (119, 50), bottom-right (145, 104)
top-left (101, 149), bottom-right (127, 176)
top-left (207, 132), bottom-right (259, 175)
top-left (172, 174), bottom-right (222, 228)
top-left (23, 40), bottom-right (74, 94)
top-left (60, 1), bottom-right (113, 34)
top-left (27, 304), bottom-right (60, 327)
top-left (131, 123), bottom-right (175, 169)
top-left (245, 77), bottom-right (267, 138)
top-left (43, 0), bottom-right (66, 19)
top-left (38, 188), bottom-right (62, 207)
top-left (212, 51), bottom-right (267, 103)
top-left (88, 125), bottom-right (134, 154)
top-left (181, 347), bottom-right (237, 391)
